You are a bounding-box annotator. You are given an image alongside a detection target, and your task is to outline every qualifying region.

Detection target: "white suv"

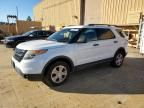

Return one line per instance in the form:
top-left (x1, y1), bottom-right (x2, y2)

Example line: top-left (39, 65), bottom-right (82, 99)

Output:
top-left (12, 24), bottom-right (128, 86)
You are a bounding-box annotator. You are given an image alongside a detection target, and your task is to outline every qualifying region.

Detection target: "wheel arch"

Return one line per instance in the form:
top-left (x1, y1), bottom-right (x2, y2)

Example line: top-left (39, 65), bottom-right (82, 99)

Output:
top-left (115, 47), bottom-right (127, 57)
top-left (42, 56), bottom-right (74, 76)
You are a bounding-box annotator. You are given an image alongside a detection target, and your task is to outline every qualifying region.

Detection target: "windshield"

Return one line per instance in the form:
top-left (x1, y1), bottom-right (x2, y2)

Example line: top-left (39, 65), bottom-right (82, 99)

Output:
top-left (22, 31), bottom-right (35, 36)
top-left (47, 28), bottom-right (80, 43)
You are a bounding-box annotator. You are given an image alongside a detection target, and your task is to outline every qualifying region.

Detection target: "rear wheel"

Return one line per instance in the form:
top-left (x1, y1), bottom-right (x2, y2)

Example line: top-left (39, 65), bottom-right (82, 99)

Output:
top-left (43, 61), bottom-right (70, 86)
top-left (111, 51), bottom-right (125, 67)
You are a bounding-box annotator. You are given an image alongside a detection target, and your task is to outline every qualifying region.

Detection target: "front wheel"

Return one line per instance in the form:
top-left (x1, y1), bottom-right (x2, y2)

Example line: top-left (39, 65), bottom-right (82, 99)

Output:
top-left (111, 51), bottom-right (125, 67)
top-left (43, 61), bottom-right (70, 86)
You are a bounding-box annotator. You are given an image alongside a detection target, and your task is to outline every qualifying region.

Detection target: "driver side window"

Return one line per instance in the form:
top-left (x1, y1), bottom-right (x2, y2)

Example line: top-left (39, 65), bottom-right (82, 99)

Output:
top-left (77, 29), bottom-right (97, 43)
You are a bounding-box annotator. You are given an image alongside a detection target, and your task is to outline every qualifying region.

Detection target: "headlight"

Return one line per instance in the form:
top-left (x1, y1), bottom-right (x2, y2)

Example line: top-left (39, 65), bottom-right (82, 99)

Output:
top-left (24, 49), bottom-right (48, 59)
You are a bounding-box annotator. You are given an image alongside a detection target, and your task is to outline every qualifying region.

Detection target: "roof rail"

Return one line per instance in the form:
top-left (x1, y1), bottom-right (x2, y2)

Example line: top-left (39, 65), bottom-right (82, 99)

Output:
top-left (87, 24), bottom-right (117, 27)
top-left (68, 25), bottom-right (77, 26)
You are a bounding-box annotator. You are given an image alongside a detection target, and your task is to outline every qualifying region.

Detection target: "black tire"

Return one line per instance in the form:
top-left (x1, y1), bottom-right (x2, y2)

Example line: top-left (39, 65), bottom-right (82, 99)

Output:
top-left (111, 51), bottom-right (125, 67)
top-left (43, 61), bottom-right (70, 86)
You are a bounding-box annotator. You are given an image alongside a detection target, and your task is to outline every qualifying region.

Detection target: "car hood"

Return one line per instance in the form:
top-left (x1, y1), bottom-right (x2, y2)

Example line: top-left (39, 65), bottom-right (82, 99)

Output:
top-left (5, 35), bottom-right (26, 40)
top-left (16, 40), bottom-right (67, 50)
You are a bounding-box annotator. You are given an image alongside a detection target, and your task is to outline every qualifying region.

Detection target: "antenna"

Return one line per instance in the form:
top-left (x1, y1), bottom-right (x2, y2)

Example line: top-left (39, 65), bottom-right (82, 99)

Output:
top-left (16, 6), bottom-right (18, 20)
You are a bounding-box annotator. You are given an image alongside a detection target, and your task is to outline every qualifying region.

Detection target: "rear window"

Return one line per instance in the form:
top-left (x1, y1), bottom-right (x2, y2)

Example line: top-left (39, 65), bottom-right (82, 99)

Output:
top-left (116, 29), bottom-right (125, 38)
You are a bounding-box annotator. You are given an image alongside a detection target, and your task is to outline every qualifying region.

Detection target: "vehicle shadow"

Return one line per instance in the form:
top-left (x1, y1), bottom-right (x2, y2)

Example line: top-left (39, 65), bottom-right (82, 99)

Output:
top-left (48, 57), bottom-right (144, 94)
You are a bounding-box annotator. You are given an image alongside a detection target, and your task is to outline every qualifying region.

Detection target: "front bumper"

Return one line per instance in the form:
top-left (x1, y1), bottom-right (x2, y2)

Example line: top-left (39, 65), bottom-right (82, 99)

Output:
top-left (11, 57), bottom-right (43, 81)
top-left (4, 41), bottom-right (16, 48)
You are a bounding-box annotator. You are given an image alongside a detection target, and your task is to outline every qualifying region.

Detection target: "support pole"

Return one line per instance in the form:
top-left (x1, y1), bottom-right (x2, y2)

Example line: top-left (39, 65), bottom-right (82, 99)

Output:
top-left (80, 0), bottom-right (85, 25)
top-left (137, 18), bottom-right (143, 48)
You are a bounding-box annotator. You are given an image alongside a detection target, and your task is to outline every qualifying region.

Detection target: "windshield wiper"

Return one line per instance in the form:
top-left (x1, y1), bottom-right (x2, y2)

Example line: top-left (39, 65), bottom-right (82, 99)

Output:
top-left (57, 40), bottom-right (68, 43)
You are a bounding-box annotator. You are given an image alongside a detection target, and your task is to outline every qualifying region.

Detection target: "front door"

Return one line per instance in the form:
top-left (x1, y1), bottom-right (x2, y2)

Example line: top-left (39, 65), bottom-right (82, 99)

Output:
top-left (74, 28), bottom-right (99, 65)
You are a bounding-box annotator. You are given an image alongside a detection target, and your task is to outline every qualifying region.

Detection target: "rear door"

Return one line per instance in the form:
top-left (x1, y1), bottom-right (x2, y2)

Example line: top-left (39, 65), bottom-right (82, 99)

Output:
top-left (37, 31), bottom-right (45, 39)
top-left (94, 28), bottom-right (118, 60)
top-left (43, 31), bottom-right (53, 38)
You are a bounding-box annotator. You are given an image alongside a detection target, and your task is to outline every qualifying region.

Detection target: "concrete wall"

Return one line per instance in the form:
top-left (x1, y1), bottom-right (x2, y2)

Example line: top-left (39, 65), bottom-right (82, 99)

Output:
top-left (33, 0), bottom-right (81, 30)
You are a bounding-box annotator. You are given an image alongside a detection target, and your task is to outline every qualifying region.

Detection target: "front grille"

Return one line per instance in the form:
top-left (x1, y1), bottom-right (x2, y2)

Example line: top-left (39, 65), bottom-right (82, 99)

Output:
top-left (14, 48), bottom-right (27, 62)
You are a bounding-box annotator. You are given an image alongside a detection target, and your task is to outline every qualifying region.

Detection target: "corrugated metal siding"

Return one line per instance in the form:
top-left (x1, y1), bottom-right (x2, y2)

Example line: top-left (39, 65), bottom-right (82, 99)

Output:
top-left (33, 0), bottom-right (81, 29)
top-left (33, 1), bottom-right (46, 21)
top-left (34, 0), bottom-right (144, 26)
top-left (84, 0), bottom-right (102, 24)
top-left (101, 0), bottom-right (144, 25)
top-left (85, 0), bottom-right (144, 25)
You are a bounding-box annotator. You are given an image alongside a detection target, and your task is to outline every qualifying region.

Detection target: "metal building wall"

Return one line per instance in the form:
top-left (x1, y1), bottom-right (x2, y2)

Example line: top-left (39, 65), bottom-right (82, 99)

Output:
top-left (33, 0), bottom-right (81, 30)
top-left (34, 0), bottom-right (144, 27)
top-left (33, 1), bottom-right (46, 21)
top-left (85, 0), bottom-right (144, 25)
top-left (102, 0), bottom-right (144, 25)
top-left (84, 0), bottom-right (102, 24)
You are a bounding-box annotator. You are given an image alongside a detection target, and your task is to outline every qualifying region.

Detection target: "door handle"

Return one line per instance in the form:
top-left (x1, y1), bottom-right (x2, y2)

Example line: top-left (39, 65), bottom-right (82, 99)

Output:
top-left (114, 41), bottom-right (118, 43)
top-left (93, 44), bottom-right (99, 46)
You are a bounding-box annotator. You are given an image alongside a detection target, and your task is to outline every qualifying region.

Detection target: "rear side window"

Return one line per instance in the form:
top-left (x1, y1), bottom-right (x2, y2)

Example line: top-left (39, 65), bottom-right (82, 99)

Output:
top-left (116, 29), bottom-right (125, 38)
top-left (44, 31), bottom-right (54, 36)
top-left (31, 31), bottom-right (38, 36)
top-left (96, 28), bottom-right (115, 40)
top-left (37, 31), bottom-right (44, 36)
top-left (43, 31), bottom-right (47, 36)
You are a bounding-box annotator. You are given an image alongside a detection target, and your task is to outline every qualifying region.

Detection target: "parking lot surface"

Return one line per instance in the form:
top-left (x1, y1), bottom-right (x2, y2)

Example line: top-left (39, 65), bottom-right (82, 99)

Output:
top-left (0, 45), bottom-right (144, 108)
